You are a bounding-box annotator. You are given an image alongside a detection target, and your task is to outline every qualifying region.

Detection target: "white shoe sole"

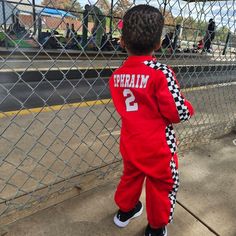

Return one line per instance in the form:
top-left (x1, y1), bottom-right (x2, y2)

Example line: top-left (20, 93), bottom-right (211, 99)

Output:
top-left (164, 227), bottom-right (168, 236)
top-left (113, 205), bottom-right (143, 228)
top-left (144, 226), bottom-right (167, 236)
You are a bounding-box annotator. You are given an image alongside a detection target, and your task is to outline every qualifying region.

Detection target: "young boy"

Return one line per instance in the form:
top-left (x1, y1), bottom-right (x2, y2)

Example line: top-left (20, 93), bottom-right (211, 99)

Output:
top-left (109, 5), bottom-right (194, 236)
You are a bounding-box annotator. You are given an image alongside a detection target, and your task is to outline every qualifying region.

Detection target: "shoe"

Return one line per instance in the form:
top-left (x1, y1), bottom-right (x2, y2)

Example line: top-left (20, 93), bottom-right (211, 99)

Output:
top-left (144, 224), bottom-right (167, 236)
top-left (113, 201), bottom-right (143, 227)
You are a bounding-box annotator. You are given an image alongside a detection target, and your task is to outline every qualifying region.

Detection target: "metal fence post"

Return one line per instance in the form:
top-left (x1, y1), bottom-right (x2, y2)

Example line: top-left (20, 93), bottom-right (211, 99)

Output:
top-left (82, 9), bottom-right (89, 48)
top-left (173, 24), bottom-right (181, 52)
top-left (32, 0), bottom-right (37, 35)
top-left (222, 32), bottom-right (231, 55)
top-left (37, 15), bottom-right (42, 42)
top-left (109, 0), bottom-right (114, 39)
top-left (1, 0), bottom-right (8, 49)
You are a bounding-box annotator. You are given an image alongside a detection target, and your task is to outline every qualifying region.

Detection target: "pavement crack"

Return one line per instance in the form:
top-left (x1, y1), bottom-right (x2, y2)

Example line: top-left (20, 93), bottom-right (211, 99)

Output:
top-left (177, 200), bottom-right (221, 236)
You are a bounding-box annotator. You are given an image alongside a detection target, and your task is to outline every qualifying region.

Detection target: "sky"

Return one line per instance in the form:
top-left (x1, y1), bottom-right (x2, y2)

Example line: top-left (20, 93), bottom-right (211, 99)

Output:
top-left (34, 0), bottom-right (236, 32)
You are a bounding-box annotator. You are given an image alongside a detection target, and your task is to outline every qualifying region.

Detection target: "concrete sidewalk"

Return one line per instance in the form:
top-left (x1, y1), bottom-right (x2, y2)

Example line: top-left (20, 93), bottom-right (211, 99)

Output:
top-left (2, 132), bottom-right (236, 236)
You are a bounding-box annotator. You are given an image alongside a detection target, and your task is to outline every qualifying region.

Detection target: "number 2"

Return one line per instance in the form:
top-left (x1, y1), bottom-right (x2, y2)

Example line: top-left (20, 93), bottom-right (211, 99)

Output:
top-left (123, 89), bottom-right (138, 112)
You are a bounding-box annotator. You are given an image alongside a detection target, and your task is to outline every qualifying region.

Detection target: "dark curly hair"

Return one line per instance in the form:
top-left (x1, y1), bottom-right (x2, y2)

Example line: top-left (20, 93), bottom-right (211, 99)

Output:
top-left (122, 5), bottom-right (164, 55)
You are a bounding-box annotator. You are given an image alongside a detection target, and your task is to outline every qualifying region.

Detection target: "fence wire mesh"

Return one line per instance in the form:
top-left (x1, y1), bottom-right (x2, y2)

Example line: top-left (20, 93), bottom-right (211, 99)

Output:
top-left (0, 0), bottom-right (235, 223)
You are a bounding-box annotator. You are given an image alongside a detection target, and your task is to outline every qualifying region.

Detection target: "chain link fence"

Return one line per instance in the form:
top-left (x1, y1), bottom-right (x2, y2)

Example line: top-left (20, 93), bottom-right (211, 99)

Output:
top-left (0, 0), bottom-right (235, 225)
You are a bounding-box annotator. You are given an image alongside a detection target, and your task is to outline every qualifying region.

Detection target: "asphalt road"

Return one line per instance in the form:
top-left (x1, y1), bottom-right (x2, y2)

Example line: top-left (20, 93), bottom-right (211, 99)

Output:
top-left (0, 66), bottom-right (235, 112)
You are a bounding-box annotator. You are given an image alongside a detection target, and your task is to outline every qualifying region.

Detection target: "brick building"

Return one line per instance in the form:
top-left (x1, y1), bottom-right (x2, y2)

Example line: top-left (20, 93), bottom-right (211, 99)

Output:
top-left (1, 0), bottom-right (94, 35)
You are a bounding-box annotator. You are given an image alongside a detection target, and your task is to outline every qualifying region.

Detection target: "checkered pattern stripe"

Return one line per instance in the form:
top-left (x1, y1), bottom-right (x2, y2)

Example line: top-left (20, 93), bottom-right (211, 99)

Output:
top-left (165, 124), bottom-right (177, 155)
top-left (168, 157), bottom-right (179, 223)
top-left (144, 60), bottom-right (191, 121)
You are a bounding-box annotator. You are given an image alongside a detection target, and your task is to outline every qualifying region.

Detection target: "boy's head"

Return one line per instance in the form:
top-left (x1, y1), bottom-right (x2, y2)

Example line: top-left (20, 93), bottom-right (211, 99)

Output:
top-left (121, 5), bottom-right (164, 55)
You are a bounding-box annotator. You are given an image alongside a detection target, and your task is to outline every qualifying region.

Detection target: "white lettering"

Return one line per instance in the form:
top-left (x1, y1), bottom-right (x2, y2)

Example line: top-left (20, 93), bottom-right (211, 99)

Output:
top-left (125, 74), bottom-right (131, 87)
top-left (140, 75), bottom-right (149, 88)
top-left (114, 75), bottom-right (117, 87)
top-left (123, 89), bottom-right (138, 112)
top-left (120, 74), bottom-right (125, 87)
top-left (129, 75), bottom-right (135, 88)
top-left (116, 75), bottom-right (121, 87)
top-left (135, 74), bottom-right (140, 88)
top-left (113, 74), bottom-right (149, 88)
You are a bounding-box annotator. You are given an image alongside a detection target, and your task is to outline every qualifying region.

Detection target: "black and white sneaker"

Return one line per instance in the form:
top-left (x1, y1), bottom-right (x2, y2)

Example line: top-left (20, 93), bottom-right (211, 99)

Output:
top-left (113, 201), bottom-right (143, 227)
top-left (144, 224), bottom-right (167, 236)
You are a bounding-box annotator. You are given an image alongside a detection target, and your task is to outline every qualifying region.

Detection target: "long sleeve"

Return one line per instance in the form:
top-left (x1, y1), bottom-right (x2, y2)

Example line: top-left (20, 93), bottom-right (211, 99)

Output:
top-left (155, 66), bottom-right (194, 124)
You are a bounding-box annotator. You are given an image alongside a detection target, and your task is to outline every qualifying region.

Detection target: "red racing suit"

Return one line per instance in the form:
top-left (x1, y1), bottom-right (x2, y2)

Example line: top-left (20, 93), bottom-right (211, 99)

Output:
top-left (109, 55), bottom-right (194, 228)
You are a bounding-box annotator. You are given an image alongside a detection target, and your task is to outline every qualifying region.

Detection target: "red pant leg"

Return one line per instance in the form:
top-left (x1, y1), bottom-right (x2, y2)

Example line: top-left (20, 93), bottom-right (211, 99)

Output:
top-left (146, 155), bottom-right (179, 228)
top-left (115, 159), bottom-right (145, 212)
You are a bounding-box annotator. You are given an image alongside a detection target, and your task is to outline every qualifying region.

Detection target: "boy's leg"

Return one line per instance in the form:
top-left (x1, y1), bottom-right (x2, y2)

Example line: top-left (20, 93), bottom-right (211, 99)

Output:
top-left (115, 159), bottom-right (145, 212)
top-left (145, 155), bottom-right (179, 229)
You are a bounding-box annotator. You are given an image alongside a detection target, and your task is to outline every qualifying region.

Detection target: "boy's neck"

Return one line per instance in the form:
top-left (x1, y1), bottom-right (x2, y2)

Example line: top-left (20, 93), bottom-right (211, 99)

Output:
top-left (128, 52), bottom-right (154, 57)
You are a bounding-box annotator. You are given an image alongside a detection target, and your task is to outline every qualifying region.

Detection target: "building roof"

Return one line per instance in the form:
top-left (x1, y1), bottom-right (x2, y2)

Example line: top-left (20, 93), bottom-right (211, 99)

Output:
top-left (183, 0), bottom-right (230, 2)
top-left (6, 0), bottom-right (34, 14)
top-left (5, 1), bottom-right (76, 18)
top-left (41, 8), bottom-right (77, 18)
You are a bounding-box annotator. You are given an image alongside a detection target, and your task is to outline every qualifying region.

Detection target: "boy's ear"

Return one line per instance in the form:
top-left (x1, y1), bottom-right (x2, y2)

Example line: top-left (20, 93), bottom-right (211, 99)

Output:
top-left (154, 43), bottom-right (161, 51)
top-left (120, 37), bottom-right (125, 49)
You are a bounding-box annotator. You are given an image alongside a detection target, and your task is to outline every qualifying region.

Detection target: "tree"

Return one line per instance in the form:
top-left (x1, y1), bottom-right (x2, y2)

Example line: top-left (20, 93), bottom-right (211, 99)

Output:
top-left (174, 15), bottom-right (209, 41)
top-left (95, 0), bottom-right (110, 15)
top-left (42, 0), bottom-right (82, 13)
top-left (217, 26), bottom-right (230, 42)
top-left (113, 0), bottom-right (132, 18)
top-left (161, 8), bottom-right (175, 26)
